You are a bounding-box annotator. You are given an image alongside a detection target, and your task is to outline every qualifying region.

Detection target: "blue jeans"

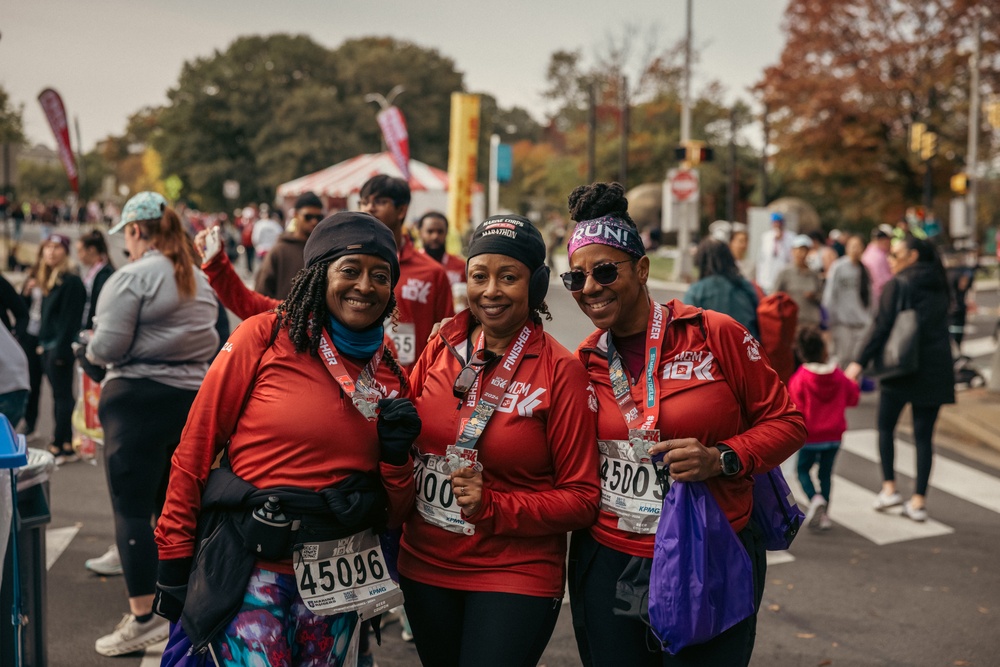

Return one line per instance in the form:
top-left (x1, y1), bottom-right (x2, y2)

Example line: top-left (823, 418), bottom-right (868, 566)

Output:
top-left (0, 389), bottom-right (28, 429)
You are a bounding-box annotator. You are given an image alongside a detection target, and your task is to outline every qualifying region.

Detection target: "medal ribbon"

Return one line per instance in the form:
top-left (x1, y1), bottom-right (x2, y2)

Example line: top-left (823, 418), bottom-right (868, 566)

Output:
top-left (606, 300), bottom-right (667, 431)
top-left (318, 327), bottom-right (384, 421)
top-left (455, 321), bottom-right (537, 449)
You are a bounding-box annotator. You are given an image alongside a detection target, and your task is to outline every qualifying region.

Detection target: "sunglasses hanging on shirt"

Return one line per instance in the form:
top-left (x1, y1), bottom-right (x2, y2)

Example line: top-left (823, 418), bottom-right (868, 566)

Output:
top-left (453, 348), bottom-right (500, 399)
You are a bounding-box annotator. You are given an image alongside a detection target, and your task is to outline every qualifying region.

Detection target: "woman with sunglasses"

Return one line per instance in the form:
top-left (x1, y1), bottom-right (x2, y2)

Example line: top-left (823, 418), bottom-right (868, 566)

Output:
top-left (398, 215), bottom-right (600, 667)
top-left (154, 212), bottom-right (418, 665)
top-left (563, 183), bottom-right (805, 667)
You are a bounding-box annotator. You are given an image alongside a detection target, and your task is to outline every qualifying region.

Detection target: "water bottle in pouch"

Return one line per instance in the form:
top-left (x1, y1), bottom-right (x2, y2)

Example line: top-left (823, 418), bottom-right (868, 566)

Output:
top-left (245, 496), bottom-right (292, 560)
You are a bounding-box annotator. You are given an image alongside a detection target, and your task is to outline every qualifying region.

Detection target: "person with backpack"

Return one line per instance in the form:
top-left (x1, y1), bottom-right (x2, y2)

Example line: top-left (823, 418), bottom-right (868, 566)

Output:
top-left (562, 182), bottom-right (805, 666)
top-left (787, 326), bottom-right (860, 531)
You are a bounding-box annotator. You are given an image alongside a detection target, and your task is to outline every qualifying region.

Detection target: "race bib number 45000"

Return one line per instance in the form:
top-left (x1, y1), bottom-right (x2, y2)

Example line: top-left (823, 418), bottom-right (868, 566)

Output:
top-left (294, 530), bottom-right (402, 620)
top-left (414, 454), bottom-right (474, 535)
top-left (389, 323), bottom-right (416, 366)
top-left (598, 439), bottom-right (665, 534)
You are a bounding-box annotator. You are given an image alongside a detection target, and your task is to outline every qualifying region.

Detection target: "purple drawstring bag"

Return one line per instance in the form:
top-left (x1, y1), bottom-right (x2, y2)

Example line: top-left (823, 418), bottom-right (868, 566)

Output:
top-left (751, 468), bottom-right (805, 551)
top-left (648, 481), bottom-right (755, 655)
top-left (161, 622), bottom-right (213, 667)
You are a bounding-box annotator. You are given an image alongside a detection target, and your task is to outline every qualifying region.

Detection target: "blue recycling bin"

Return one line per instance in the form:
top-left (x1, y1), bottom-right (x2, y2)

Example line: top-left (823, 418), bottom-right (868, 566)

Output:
top-left (1, 416), bottom-right (53, 667)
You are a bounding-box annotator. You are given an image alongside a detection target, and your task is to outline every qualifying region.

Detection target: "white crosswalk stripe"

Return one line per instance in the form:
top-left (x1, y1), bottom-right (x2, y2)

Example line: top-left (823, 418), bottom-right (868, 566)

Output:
top-left (44, 524), bottom-right (80, 571)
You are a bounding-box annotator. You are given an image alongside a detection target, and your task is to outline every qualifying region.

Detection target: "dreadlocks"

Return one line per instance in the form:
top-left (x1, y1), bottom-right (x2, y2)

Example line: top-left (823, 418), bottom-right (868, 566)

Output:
top-left (276, 261), bottom-right (408, 391)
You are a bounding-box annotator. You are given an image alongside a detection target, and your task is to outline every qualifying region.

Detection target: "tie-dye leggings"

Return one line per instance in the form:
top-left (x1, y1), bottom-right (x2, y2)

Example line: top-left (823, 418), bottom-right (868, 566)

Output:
top-left (208, 567), bottom-right (358, 667)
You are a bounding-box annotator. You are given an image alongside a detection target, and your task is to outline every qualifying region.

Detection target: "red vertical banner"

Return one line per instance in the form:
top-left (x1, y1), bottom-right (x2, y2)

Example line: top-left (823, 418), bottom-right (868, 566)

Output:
top-left (377, 106), bottom-right (411, 181)
top-left (37, 88), bottom-right (79, 194)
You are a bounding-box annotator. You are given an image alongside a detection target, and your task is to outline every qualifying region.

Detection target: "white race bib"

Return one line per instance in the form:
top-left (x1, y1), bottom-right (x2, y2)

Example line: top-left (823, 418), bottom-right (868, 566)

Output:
top-left (598, 439), bottom-right (665, 534)
top-left (413, 453), bottom-right (474, 535)
top-left (389, 322), bottom-right (416, 366)
top-left (294, 530), bottom-right (402, 620)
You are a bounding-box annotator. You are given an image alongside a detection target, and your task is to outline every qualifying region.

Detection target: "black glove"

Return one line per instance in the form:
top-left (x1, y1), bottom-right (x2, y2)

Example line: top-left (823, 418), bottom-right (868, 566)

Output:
top-left (74, 343), bottom-right (106, 383)
top-left (376, 398), bottom-right (421, 466)
top-left (153, 557), bottom-right (192, 623)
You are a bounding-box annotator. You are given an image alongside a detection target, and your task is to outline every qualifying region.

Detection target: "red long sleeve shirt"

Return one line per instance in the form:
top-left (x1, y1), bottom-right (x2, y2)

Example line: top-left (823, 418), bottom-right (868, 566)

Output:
top-left (398, 310), bottom-right (601, 597)
top-left (155, 312), bottom-right (415, 570)
top-left (578, 301), bottom-right (805, 559)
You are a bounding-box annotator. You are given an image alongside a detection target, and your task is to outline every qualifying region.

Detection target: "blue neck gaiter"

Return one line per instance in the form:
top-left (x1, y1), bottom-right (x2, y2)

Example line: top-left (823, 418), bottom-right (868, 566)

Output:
top-left (328, 315), bottom-right (383, 359)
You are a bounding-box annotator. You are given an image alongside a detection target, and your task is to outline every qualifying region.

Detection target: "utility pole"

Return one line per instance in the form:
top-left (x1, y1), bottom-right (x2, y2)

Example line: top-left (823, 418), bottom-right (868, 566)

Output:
top-left (672, 0), bottom-right (694, 282)
top-left (965, 11), bottom-right (981, 243)
top-left (619, 75), bottom-right (629, 188)
top-left (727, 107), bottom-right (738, 222)
top-left (759, 105), bottom-right (770, 206)
top-left (587, 82), bottom-right (597, 184)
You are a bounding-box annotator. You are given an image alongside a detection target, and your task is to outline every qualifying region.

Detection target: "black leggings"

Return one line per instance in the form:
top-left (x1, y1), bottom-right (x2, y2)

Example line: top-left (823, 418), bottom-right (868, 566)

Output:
top-left (399, 576), bottom-right (562, 667)
top-left (877, 392), bottom-right (941, 497)
top-left (99, 378), bottom-right (198, 598)
top-left (19, 334), bottom-right (42, 433)
top-left (41, 351), bottom-right (75, 448)
top-left (568, 526), bottom-right (766, 667)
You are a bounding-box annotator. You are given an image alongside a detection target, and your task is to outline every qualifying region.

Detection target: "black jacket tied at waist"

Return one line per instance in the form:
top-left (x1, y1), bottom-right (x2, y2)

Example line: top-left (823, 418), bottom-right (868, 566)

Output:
top-left (181, 465), bottom-right (389, 653)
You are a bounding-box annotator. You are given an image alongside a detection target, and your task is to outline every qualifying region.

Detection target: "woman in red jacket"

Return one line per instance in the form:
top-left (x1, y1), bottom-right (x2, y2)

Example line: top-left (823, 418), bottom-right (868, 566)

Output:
top-left (398, 215), bottom-right (601, 667)
top-left (562, 183), bottom-right (805, 667)
top-left (153, 212), bottom-right (419, 665)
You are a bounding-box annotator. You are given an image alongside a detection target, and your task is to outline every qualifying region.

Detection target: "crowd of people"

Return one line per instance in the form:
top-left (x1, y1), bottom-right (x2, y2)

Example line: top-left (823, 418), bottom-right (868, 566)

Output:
top-left (0, 171), bottom-right (967, 667)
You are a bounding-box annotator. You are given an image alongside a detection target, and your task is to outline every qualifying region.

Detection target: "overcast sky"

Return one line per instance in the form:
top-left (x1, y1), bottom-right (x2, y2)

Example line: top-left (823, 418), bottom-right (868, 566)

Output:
top-left (4, 0), bottom-right (789, 151)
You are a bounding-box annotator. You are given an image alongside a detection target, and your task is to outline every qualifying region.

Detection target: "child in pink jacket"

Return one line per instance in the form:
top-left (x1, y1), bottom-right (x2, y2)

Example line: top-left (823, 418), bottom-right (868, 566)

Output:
top-left (788, 326), bottom-right (860, 530)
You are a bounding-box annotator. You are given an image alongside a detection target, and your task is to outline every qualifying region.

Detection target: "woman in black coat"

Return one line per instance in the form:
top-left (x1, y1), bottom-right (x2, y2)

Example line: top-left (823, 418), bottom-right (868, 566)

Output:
top-left (846, 235), bottom-right (953, 523)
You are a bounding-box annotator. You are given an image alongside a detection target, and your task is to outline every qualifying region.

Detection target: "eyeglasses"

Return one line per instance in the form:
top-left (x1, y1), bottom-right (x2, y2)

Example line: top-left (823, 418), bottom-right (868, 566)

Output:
top-left (560, 260), bottom-right (632, 292)
top-left (302, 213), bottom-right (324, 222)
top-left (453, 349), bottom-right (500, 399)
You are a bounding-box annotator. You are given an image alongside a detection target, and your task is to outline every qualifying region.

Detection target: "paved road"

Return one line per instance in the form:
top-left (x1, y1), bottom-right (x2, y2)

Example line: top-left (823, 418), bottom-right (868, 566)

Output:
top-left (11, 226), bottom-right (1000, 665)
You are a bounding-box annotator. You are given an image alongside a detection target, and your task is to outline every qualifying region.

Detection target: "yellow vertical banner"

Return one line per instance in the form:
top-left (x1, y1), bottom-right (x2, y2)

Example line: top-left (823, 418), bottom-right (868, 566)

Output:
top-left (447, 93), bottom-right (481, 236)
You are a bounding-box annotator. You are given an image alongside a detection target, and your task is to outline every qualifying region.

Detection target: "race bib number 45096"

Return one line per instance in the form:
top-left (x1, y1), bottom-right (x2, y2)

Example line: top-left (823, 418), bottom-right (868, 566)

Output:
top-left (294, 530), bottom-right (402, 620)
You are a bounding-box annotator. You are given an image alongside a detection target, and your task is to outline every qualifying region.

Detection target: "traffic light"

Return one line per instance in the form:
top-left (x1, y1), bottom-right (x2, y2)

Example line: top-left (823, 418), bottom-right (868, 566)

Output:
top-left (919, 131), bottom-right (937, 161)
top-left (909, 122), bottom-right (927, 153)
top-left (674, 141), bottom-right (714, 166)
top-left (951, 173), bottom-right (968, 195)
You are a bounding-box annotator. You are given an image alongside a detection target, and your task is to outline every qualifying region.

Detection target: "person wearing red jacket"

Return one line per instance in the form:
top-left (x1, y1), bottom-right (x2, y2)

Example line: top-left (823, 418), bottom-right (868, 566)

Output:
top-left (153, 212), bottom-right (420, 665)
top-left (787, 326), bottom-right (860, 531)
top-left (359, 175), bottom-right (454, 368)
top-left (398, 215), bottom-right (601, 667)
top-left (415, 210), bottom-right (468, 311)
top-left (562, 183), bottom-right (805, 667)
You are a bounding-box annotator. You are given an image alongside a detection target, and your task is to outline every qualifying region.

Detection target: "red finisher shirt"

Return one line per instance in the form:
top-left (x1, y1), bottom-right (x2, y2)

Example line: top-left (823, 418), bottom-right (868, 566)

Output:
top-left (398, 310), bottom-right (601, 597)
top-left (395, 238), bottom-right (454, 370)
top-left (425, 251), bottom-right (467, 287)
top-left (577, 300), bottom-right (806, 559)
top-left (154, 312), bottom-right (415, 572)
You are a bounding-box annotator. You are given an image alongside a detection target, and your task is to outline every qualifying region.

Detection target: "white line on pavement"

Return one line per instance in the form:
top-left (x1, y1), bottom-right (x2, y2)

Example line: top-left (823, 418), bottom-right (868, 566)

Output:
top-left (140, 640), bottom-right (167, 667)
top-left (766, 551), bottom-right (795, 566)
top-left (45, 524), bottom-right (80, 571)
top-left (959, 336), bottom-right (997, 359)
top-left (842, 429), bottom-right (1000, 516)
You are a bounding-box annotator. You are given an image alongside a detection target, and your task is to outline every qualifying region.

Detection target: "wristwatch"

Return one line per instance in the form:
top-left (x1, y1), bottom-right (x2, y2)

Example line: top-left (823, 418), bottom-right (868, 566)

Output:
top-left (717, 445), bottom-right (742, 477)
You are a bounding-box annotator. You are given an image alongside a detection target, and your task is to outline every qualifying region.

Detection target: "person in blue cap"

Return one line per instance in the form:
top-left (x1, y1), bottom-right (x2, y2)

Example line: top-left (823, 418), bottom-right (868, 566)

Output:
top-left (756, 211), bottom-right (793, 294)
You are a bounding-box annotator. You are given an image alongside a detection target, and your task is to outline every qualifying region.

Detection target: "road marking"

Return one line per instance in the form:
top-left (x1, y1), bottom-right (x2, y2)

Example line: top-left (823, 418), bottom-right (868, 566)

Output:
top-left (843, 429), bottom-right (1000, 516)
top-left (140, 640), bottom-right (167, 666)
top-left (767, 551), bottom-right (795, 566)
top-left (45, 524), bottom-right (80, 570)
top-left (959, 336), bottom-right (997, 358)
top-left (780, 458), bottom-right (953, 545)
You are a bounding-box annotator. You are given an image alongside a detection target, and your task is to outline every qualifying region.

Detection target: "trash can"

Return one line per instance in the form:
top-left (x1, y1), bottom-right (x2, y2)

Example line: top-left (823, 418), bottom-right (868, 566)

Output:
top-left (1, 443), bottom-right (55, 667)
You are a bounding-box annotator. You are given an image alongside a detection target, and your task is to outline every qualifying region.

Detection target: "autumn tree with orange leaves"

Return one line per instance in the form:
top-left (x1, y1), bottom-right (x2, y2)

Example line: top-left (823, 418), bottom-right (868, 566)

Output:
top-left (757, 0), bottom-right (999, 234)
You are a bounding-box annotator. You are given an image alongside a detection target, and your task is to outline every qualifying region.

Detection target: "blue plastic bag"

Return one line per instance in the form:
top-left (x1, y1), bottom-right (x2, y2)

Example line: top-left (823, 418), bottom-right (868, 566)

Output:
top-left (751, 468), bottom-right (805, 551)
top-left (648, 481), bottom-right (755, 655)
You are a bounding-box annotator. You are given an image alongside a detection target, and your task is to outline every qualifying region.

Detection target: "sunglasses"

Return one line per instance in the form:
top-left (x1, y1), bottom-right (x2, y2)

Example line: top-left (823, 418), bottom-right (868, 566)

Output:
top-left (453, 349), bottom-right (500, 399)
top-left (302, 213), bottom-right (325, 222)
top-left (560, 260), bottom-right (632, 292)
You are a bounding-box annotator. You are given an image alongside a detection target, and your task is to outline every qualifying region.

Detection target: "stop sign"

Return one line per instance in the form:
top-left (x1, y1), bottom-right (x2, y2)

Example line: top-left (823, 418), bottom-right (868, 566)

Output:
top-left (671, 170), bottom-right (698, 202)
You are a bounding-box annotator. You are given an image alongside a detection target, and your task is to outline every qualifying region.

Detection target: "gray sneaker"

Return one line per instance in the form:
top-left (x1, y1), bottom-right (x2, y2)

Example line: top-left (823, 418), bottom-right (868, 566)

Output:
top-left (86, 545), bottom-right (123, 576)
top-left (95, 613), bottom-right (169, 656)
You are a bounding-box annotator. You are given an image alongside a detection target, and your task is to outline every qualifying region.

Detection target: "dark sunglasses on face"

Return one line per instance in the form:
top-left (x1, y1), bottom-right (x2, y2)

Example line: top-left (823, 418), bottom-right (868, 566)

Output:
top-left (453, 348), bottom-right (500, 399)
top-left (302, 213), bottom-right (325, 222)
top-left (560, 260), bottom-right (632, 292)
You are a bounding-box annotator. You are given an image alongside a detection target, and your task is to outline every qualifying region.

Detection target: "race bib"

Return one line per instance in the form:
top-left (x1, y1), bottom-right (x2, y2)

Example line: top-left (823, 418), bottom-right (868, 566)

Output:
top-left (413, 453), bottom-right (474, 535)
top-left (294, 530), bottom-right (402, 620)
top-left (598, 439), bottom-right (665, 534)
top-left (389, 322), bottom-right (416, 366)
